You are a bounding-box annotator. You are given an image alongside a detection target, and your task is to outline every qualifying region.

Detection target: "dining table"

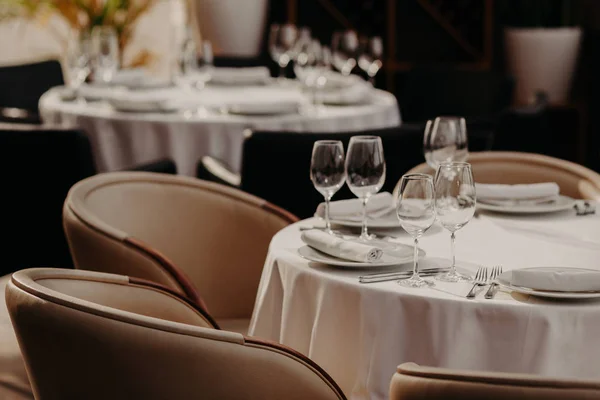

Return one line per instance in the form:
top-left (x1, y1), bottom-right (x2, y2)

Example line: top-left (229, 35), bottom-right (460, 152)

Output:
top-left (39, 81), bottom-right (400, 176)
top-left (249, 205), bottom-right (600, 400)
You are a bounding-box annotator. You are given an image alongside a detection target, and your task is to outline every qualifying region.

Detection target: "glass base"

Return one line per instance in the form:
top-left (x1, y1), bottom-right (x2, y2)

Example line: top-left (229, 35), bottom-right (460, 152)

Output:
top-left (398, 275), bottom-right (434, 288)
top-left (435, 269), bottom-right (472, 282)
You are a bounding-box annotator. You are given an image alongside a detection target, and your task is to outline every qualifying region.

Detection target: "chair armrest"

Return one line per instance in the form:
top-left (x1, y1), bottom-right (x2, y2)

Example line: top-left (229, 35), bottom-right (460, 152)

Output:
top-left (126, 159), bottom-right (177, 175)
top-left (196, 156), bottom-right (241, 187)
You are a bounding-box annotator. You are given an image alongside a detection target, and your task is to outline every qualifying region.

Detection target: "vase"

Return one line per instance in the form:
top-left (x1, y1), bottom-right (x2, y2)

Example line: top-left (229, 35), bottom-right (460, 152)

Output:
top-left (504, 27), bottom-right (582, 105)
top-left (191, 0), bottom-right (269, 58)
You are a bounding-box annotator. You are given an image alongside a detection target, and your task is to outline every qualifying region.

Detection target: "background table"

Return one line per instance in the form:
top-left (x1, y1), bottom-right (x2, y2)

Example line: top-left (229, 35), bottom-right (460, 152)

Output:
top-left (249, 207), bottom-right (600, 399)
top-left (39, 84), bottom-right (401, 176)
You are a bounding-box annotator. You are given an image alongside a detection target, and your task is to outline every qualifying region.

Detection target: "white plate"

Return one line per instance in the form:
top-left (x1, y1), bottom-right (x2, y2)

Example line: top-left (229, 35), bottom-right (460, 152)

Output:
top-left (297, 244), bottom-right (425, 268)
top-left (226, 102), bottom-right (300, 116)
top-left (498, 268), bottom-right (600, 299)
top-left (477, 195), bottom-right (575, 214)
top-left (108, 99), bottom-right (179, 113)
top-left (329, 212), bottom-right (400, 229)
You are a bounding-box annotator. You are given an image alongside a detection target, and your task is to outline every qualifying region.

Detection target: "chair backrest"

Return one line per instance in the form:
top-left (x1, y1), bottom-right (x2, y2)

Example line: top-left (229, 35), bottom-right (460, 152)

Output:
top-left (6, 268), bottom-right (346, 400)
top-left (389, 363), bottom-right (600, 399)
top-left (237, 124), bottom-right (494, 218)
top-left (0, 124), bottom-right (97, 274)
top-left (63, 172), bottom-right (298, 320)
top-left (0, 60), bottom-right (64, 114)
top-left (405, 151), bottom-right (600, 201)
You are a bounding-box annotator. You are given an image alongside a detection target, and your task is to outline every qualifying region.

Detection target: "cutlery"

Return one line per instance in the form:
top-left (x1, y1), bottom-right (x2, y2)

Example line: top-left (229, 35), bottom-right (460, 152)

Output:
top-left (484, 265), bottom-right (503, 299)
top-left (466, 267), bottom-right (488, 299)
top-left (359, 268), bottom-right (449, 284)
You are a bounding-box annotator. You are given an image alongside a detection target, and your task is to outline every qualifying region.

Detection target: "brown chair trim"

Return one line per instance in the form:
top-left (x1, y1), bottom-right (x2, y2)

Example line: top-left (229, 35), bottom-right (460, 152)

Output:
top-left (261, 201), bottom-right (300, 224)
top-left (245, 336), bottom-right (347, 399)
top-left (123, 237), bottom-right (211, 314)
top-left (128, 276), bottom-right (220, 329)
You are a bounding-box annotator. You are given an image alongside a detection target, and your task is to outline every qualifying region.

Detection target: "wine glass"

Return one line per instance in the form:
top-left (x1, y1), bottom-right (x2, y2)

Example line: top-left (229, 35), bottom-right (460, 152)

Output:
top-left (310, 140), bottom-right (346, 234)
top-left (331, 30), bottom-right (359, 76)
top-left (345, 136), bottom-right (386, 241)
top-left (268, 24), bottom-right (298, 79)
top-left (434, 162), bottom-right (476, 282)
top-left (65, 32), bottom-right (91, 99)
top-left (424, 116), bottom-right (469, 170)
top-left (396, 174), bottom-right (436, 288)
top-left (91, 26), bottom-right (119, 85)
top-left (358, 36), bottom-right (383, 85)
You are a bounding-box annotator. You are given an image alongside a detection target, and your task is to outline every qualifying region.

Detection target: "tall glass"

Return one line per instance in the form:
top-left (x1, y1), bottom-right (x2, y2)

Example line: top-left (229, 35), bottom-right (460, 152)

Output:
top-left (268, 24), bottom-right (298, 79)
top-left (358, 36), bottom-right (383, 84)
top-left (310, 140), bottom-right (346, 234)
top-left (434, 162), bottom-right (476, 282)
top-left (65, 31), bottom-right (91, 96)
top-left (91, 26), bottom-right (119, 85)
top-left (331, 30), bottom-right (359, 76)
top-left (345, 136), bottom-right (386, 241)
top-left (424, 116), bottom-right (469, 170)
top-left (396, 174), bottom-right (436, 288)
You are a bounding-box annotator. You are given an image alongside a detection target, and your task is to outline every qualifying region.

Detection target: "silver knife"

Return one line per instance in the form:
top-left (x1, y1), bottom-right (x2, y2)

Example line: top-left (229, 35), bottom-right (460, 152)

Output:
top-left (359, 268), bottom-right (448, 284)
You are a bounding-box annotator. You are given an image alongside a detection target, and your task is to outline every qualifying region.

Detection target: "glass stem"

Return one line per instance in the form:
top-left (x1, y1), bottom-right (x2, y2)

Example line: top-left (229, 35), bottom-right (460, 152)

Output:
top-left (324, 195), bottom-right (332, 233)
top-left (361, 196), bottom-right (369, 239)
top-left (412, 237), bottom-right (419, 279)
top-left (450, 231), bottom-right (456, 274)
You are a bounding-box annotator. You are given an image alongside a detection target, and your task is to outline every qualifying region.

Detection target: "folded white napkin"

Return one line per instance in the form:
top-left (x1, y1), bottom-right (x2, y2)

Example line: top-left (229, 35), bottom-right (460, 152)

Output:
top-left (105, 90), bottom-right (180, 113)
top-left (77, 84), bottom-right (127, 101)
top-left (210, 67), bottom-right (270, 85)
top-left (511, 267), bottom-right (600, 292)
top-left (301, 229), bottom-right (383, 262)
top-left (315, 73), bottom-right (373, 105)
top-left (476, 183), bottom-right (560, 203)
top-left (317, 192), bottom-right (395, 222)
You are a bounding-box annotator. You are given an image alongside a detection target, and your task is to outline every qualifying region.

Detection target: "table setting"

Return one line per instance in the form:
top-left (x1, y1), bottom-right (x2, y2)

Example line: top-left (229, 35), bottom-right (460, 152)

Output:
top-left (249, 115), bottom-right (600, 399)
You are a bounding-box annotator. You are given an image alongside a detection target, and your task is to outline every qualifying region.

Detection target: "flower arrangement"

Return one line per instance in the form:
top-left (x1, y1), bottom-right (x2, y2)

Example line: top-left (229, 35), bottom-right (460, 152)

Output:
top-left (1, 0), bottom-right (158, 67)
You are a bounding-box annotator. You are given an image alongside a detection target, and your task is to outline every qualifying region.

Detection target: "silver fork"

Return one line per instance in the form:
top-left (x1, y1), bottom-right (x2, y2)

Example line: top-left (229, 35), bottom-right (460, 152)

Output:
top-left (484, 266), bottom-right (503, 299)
top-left (466, 267), bottom-right (488, 299)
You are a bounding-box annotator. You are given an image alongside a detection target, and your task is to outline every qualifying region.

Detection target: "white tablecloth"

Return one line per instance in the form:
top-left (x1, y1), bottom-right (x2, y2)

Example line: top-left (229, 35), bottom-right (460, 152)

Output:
top-left (249, 207), bottom-right (600, 400)
top-left (39, 84), bottom-right (400, 176)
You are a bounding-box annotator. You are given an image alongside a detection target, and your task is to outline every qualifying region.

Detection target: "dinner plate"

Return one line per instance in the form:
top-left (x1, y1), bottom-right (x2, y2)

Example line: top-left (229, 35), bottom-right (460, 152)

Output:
top-left (297, 244), bottom-right (425, 268)
top-left (328, 210), bottom-right (400, 229)
top-left (226, 102), bottom-right (300, 116)
top-left (477, 195), bottom-right (575, 214)
top-left (497, 268), bottom-right (600, 299)
top-left (107, 98), bottom-right (179, 113)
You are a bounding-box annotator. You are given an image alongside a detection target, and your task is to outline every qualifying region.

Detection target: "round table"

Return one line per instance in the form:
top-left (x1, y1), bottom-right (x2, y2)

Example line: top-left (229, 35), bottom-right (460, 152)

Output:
top-left (39, 84), bottom-right (400, 176)
top-left (249, 207), bottom-right (600, 399)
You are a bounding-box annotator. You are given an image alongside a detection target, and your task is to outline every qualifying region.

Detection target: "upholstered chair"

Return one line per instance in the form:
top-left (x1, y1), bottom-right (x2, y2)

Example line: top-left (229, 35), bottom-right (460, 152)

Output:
top-left (63, 172), bottom-right (298, 334)
top-left (401, 152), bottom-right (600, 201)
top-left (6, 268), bottom-right (346, 400)
top-left (389, 363), bottom-right (600, 399)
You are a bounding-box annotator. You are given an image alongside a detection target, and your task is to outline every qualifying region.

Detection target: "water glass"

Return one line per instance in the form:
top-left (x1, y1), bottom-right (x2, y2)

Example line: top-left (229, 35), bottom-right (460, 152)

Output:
top-left (310, 140), bottom-right (346, 234)
top-left (331, 30), bottom-right (359, 76)
top-left (396, 174), bottom-right (436, 288)
top-left (434, 162), bottom-right (476, 282)
top-left (91, 26), bottom-right (119, 84)
top-left (358, 36), bottom-right (383, 84)
top-left (424, 116), bottom-right (469, 170)
top-left (65, 32), bottom-right (91, 93)
top-left (345, 136), bottom-right (386, 241)
top-left (269, 24), bottom-right (298, 78)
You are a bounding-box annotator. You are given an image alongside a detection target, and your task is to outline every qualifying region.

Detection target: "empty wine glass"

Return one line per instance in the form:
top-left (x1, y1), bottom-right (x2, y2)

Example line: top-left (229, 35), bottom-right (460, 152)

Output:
top-left (434, 162), bottom-right (476, 282)
top-left (396, 174), bottom-right (436, 288)
top-left (91, 26), bottom-right (119, 84)
top-left (345, 136), bottom-right (386, 241)
top-left (424, 116), bottom-right (469, 170)
top-left (65, 32), bottom-right (91, 98)
top-left (269, 24), bottom-right (298, 79)
top-left (310, 140), bottom-right (346, 234)
top-left (358, 36), bottom-right (383, 84)
top-left (331, 30), bottom-right (359, 76)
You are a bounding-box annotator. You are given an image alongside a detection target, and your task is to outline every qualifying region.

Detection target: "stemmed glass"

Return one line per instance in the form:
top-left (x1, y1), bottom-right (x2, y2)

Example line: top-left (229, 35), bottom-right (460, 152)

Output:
top-left (396, 174), bottom-right (436, 288)
top-left (434, 162), bottom-right (476, 282)
top-left (310, 140), bottom-right (346, 234)
top-left (331, 30), bottom-right (359, 76)
top-left (424, 116), bottom-right (469, 170)
top-left (345, 136), bottom-right (386, 241)
top-left (358, 36), bottom-right (383, 84)
top-left (91, 26), bottom-right (119, 85)
top-left (268, 24), bottom-right (298, 79)
top-left (65, 32), bottom-right (91, 100)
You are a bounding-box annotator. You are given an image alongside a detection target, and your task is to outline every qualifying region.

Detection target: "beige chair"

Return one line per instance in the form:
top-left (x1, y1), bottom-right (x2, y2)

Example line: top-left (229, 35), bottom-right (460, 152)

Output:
top-left (389, 363), bottom-right (600, 399)
top-left (403, 152), bottom-right (600, 201)
top-left (6, 268), bottom-right (346, 400)
top-left (63, 172), bottom-right (298, 334)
